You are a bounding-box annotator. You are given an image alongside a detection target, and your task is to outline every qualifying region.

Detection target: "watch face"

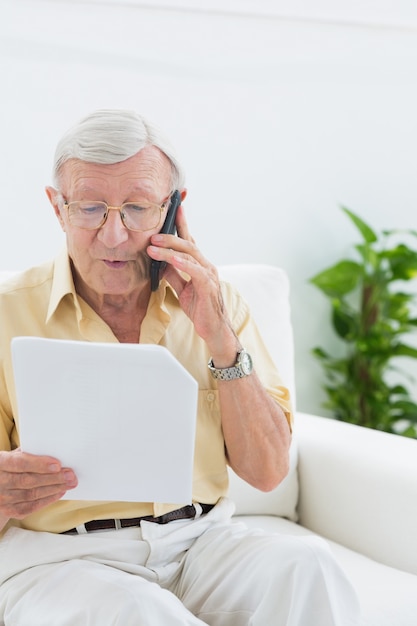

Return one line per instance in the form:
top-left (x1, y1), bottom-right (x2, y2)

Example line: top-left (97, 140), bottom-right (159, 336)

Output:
top-left (240, 351), bottom-right (253, 375)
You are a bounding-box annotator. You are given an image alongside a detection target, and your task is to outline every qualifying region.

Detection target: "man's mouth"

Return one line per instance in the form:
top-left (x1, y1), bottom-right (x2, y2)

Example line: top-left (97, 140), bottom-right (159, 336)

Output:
top-left (103, 260), bottom-right (128, 268)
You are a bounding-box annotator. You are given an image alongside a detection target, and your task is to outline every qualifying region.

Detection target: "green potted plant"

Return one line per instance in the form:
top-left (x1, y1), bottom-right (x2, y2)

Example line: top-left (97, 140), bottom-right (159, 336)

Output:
top-left (310, 207), bottom-right (417, 438)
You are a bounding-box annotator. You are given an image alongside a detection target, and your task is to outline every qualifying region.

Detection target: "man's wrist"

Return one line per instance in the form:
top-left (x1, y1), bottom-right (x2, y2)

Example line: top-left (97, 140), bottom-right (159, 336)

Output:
top-left (206, 327), bottom-right (241, 368)
top-left (208, 349), bottom-right (253, 381)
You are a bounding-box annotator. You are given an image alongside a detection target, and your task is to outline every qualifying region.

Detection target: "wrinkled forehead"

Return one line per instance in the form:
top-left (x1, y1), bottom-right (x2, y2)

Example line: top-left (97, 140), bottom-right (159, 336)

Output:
top-left (58, 147), bottom-right (174, 199)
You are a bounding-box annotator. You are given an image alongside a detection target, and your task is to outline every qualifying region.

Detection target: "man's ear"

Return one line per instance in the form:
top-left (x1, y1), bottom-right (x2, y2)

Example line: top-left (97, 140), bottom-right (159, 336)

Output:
top-left (45, 186), bottom-right (65, 231)
top-left (180, 188), bottom-right (187, 203)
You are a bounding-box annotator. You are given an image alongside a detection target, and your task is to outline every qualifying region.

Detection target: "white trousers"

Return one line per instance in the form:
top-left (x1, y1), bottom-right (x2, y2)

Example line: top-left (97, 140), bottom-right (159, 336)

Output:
top-left (0, 499), bottom-right (360, 626)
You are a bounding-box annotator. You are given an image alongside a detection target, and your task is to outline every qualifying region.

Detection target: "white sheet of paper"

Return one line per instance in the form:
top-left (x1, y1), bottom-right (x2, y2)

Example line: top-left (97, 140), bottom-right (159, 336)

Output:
top-left (12, 337), bottom-right (198, 503)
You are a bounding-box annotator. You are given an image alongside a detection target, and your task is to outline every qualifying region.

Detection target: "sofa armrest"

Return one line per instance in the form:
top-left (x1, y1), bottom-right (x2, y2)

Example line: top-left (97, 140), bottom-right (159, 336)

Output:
top-left (295, 411), bottom-right (417, 576)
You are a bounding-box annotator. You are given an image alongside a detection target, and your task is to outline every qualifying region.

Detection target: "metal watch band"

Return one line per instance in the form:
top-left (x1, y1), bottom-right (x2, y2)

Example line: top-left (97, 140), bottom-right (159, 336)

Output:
top-left (207, 349), bottom-right (253, 381)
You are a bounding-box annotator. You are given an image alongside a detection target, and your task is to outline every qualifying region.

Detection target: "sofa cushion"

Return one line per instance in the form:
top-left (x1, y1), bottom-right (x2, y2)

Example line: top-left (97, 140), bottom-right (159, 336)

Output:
top-left (228, 438), bottom-right (298, 521)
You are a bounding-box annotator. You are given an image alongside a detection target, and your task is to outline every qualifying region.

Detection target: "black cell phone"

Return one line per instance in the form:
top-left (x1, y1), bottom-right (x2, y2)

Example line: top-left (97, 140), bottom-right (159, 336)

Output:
top-left (150, 190), bottom-right (181, 291)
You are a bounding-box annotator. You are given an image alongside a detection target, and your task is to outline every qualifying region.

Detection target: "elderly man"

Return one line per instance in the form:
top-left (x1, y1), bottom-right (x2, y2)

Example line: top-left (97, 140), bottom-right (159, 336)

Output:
top-left (0, 110), bottom-right (360, 625)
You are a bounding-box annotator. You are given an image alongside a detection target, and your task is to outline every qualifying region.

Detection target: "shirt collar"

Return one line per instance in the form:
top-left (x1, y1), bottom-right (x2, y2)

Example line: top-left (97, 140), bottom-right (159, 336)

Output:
top-left (46, 248), bottom-right (81, 323)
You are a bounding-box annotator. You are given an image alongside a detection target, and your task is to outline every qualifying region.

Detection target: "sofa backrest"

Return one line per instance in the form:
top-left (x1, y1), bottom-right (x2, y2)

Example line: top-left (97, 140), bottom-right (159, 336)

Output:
top-left (218, 264), bottom-right (299, 521)
top-left (218, 264), bottom-right (295, 405)
top-left (0, 272), bottom-right (17, 282)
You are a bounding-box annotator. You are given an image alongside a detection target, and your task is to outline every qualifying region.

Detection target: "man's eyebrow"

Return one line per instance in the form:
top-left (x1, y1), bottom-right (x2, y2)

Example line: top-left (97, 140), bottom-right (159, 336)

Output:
top-left (71, 184), bottom-right (100, 195)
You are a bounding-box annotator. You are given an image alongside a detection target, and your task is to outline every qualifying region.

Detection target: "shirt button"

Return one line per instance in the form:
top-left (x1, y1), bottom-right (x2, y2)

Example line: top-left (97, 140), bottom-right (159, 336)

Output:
top-left (207, 392), bottom-right (215, 402)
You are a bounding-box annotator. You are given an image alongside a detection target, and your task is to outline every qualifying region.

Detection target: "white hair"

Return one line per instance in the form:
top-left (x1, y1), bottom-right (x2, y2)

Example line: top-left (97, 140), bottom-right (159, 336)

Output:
top-left (52, 109), bottom-right (185, 190)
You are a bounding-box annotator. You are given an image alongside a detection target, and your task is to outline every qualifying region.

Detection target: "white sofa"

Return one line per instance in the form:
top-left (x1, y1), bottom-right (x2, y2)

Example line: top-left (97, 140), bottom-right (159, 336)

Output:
top-left (1, 266), bottom-right (417, 625)
top-left (218, 264), bottom-right (417, 626)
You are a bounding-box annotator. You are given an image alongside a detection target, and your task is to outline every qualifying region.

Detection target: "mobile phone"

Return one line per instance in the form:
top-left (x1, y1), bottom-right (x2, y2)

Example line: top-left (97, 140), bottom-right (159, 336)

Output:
top-left (150, 190), bottom-right (181, 291)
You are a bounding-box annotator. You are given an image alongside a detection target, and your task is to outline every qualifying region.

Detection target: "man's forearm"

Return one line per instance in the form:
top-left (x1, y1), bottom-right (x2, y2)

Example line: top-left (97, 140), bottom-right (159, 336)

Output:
top-left (219, 372), bottom-right (291, 492)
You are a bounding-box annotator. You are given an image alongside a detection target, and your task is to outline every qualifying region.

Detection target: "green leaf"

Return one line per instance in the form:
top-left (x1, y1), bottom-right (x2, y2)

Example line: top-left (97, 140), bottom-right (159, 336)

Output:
top-left (384, 245), bottom-right (417, 280)
top-left (332, 305), bottom-right (357, 340)
top-left (390, 384), bottom-right (410, 395)
top-left (355, 243), bottom-right (379, 269)
top-left (390, 399), bottom-right (417, 414)
top-left (341, 207), bottom-right (378, 244)
top-left (391, 343), bottom-right (417, 359)
top-left (402, 417), bottom-right (417, 426)
top-left (311, 347), bottom-right (330, 361)
top-left (383, 228), bottom-right (417, 239)
top-left (310, 260), bottom-right (362, 297)
top-left (399, 425), bottom-right (417, 438)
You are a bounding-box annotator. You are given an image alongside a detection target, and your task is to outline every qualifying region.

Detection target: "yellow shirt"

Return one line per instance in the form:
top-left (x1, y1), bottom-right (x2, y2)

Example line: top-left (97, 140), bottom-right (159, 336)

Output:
top-left (0, 249), bottom-right (292, 534)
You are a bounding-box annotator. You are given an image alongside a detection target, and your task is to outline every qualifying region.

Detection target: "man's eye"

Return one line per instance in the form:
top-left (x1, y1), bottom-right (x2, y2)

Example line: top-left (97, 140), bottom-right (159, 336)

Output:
top-left (125, 204), bottom-right (147, 213)
top-left (80, 204), bottom-right (104, 214)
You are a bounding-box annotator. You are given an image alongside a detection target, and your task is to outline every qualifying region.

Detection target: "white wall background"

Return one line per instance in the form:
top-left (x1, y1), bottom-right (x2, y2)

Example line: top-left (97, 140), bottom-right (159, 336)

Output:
top-left (1, 0), bottom-right (417, 415)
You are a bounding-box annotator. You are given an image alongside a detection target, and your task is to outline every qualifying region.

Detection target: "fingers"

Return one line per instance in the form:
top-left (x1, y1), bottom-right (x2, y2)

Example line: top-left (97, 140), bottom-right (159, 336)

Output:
top-left (1, 449), bottom-right (61, 474)
top-left (147, 203), bottom-right (218, 293)
top-left (148, 204), bottom-right (203, 269)
top-left (1, 485), bottom-right (68, 519)
top-left (149, 238), bottom-right (207, 277)
top-left (148, 235), bottom-right (217, 303)
top-left (148, 211), bottom-right (212, 283)
top-left (0, 450), bottom-right (77, 519)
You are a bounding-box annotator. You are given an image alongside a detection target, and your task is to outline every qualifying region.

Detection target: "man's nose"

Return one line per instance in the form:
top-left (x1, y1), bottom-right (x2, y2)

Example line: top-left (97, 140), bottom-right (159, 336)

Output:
top-left (97, 208), bottom-right (129, 247)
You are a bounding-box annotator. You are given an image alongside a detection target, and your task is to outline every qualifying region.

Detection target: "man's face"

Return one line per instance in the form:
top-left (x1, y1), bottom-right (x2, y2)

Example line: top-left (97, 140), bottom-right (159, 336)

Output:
top-left (48, 146), bottom-right (173, 302)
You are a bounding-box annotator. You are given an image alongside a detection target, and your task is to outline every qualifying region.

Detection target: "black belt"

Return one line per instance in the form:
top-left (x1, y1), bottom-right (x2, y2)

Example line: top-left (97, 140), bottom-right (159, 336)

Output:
top-left (61, 503), bottom-right (214, 535)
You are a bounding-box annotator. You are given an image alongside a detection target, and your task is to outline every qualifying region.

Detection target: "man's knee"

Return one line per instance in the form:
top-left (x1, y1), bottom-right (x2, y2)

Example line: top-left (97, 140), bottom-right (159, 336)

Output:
top-left (2, 560), bottom-right (190, 626)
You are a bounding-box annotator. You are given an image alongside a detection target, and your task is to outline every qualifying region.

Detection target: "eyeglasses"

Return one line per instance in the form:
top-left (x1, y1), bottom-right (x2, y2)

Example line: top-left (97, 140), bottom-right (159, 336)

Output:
top-left (63, 197), bottom-right (170, 232)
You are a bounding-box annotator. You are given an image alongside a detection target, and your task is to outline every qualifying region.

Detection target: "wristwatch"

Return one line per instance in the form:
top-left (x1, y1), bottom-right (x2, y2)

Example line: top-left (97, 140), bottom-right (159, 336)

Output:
top-left (208, 349), bottom-right (253, 381)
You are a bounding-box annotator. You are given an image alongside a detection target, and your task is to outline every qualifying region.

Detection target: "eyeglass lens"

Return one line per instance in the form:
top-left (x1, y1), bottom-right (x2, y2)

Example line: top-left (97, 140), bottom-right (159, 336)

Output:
top-left (67, 201), bottom-right (163, 231)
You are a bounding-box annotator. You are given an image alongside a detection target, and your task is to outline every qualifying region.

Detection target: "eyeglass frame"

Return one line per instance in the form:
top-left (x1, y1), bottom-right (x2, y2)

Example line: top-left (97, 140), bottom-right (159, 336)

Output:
top-left (62, 194), bottom-right (172, 232)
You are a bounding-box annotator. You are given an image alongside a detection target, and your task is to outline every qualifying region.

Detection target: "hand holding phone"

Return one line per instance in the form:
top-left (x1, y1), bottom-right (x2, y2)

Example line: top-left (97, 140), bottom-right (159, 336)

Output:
top-left (150, 190), bottom-right (181, 291)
